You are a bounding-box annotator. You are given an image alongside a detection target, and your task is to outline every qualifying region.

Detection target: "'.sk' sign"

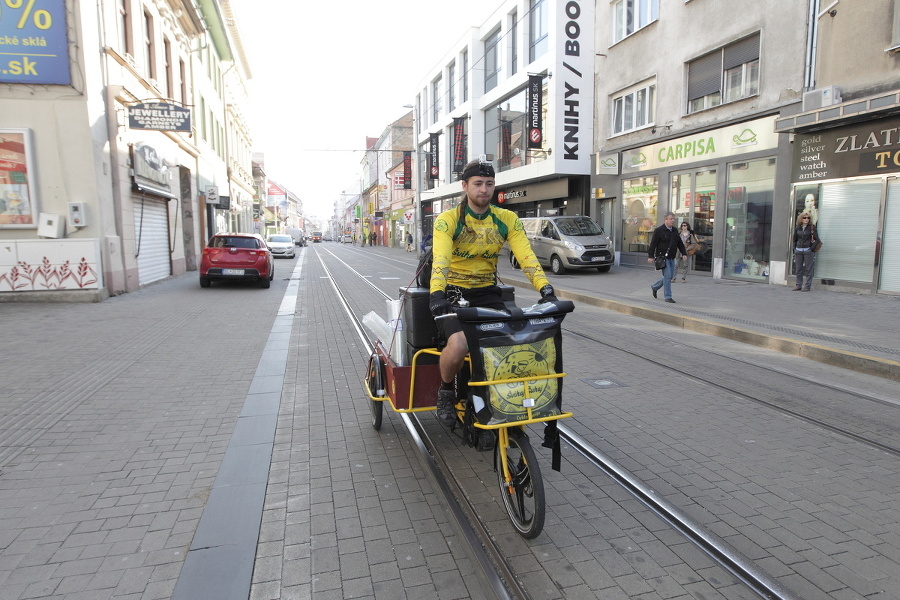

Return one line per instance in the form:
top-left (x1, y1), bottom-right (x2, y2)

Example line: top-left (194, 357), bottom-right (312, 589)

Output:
top-left (127, 101), bottom-right (192, 132)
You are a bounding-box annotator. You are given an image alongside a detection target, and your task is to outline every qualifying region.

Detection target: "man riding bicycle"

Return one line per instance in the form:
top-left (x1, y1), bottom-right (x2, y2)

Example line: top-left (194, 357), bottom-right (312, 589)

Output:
top-left (429, 158), bottom-right (558, 424)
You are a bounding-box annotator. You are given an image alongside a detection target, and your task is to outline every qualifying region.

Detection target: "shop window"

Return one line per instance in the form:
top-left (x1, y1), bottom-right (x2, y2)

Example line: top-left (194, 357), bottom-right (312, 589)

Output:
top-left (687, 34), bottom-right (759, 114)
top-left (622, 176), bottom-right (658, 253)
top-left (612, 81), bottom-right (656, 135)
top-left (612, 0), bottom-right (659, 44)
top-left (724, 158), bottom-right (775, 281)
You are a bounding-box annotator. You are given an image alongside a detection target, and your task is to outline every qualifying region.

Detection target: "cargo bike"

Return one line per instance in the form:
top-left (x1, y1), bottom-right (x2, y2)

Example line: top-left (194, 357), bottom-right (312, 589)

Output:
top-left (364, 285), bottom-right (575, 538)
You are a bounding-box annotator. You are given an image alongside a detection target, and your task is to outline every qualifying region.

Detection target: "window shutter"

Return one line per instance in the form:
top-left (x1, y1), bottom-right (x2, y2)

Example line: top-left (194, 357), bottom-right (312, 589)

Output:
top-left (688, 51), bottom-right (722, 101)
top-left (724, 34), bottom-right (760, 70)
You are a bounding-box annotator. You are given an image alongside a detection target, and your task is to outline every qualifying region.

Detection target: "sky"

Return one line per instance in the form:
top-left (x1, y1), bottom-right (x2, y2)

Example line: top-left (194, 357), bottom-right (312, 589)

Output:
top-left (229, 0), bottom-right (504, 223)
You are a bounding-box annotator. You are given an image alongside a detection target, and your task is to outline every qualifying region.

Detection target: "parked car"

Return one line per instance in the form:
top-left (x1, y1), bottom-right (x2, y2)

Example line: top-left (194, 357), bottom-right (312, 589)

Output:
top-left (200, 233), bottom-right (274, 289)
top-left (266, 234), bottom-right (296, 258)
top-left (511, 216), bottom-right (613, 274)
top-left (342, 235), bottom-right (353, 243)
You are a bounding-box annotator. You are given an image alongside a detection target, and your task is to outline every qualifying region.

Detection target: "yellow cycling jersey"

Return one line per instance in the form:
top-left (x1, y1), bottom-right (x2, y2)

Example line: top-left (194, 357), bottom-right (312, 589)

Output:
top-left (430, 204), bottom-right (550, 292)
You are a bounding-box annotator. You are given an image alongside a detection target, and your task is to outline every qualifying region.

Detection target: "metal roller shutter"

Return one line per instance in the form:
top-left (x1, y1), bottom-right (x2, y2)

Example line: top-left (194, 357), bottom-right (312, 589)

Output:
top-left (880, 180), bottom-right (900, 293)
top-left (135, 197), bottom-right (171, 286)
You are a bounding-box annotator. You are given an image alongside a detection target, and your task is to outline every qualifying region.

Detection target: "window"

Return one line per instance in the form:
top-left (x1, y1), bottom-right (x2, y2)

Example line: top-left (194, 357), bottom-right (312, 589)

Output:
top-left (448, 62), bottom-right (456, 111)
top-left (613, 0), bottom-right (659, 43)
top-left (432, 77), bottom-right (442, 121)
top-left (529, 0), bottom-right (548, 62)
top-left (179, 59), bottom-right (187, 104)
top-left (117, 0), bottom-right (132, 57)
top-left (510, 11), bottom-right (518, 76)
top-left (687, 34), bottom-right (759, 113)
top-left (462, 50), bottom-right (469, 101)
top-left (612, 81), bottom-right (656, 135)
top-left (484, 28), bottom-right (501, 92)
top-left (163, 38), bottom-right (173, 98)
top-left (484, 81), bottom-right (548, 173)
top-left (892, 0), bottom-right (900, 52)
top-left (143, 10), bottom-right (155, 80)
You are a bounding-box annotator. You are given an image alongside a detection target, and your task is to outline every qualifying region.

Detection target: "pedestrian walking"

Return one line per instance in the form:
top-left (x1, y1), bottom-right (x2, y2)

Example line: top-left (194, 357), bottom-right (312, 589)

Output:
top-left (406, 232), bottom-right (414, 252)
top-left (675, 221), bottom-right (698, 282)
top-left (370, 231), bottom-right (377, 246)
top-left (648, 212), bottom-right (687, 303)
top-left (792, 212), bottom-right (821, 291)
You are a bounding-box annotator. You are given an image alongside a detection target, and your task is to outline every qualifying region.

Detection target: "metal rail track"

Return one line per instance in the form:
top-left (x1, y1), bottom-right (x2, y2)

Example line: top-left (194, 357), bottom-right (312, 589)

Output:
top-left (316, 245), bottom-right (806, 600)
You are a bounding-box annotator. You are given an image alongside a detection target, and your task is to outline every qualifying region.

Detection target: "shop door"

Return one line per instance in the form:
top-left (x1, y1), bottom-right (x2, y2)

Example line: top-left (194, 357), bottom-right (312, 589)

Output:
top-left (134, 197), bottom-right (171, 286)
top-left (879, 179), bottom-right (900, 293)
top-left (670, 169), bottom-right (716, 273)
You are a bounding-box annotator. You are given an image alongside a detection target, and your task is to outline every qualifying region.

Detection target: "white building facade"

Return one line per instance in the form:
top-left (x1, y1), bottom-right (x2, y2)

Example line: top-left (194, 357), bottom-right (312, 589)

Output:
top-left (414, 0), bottom-right (595, 236)
top-left (0, 0), bottom-right (252, 300)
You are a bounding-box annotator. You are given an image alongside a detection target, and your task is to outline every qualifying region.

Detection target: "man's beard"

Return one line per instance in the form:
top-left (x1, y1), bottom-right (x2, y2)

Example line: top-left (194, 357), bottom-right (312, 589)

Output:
top-left (467, 192), bottom-right (492, 211)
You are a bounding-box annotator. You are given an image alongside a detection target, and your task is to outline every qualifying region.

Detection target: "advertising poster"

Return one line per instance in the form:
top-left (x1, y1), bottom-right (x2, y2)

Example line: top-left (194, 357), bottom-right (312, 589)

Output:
top-left (0, 129), bottom-right (38, 227)
top-left (793, 184), bottom-right (820, 226)
top-left (0, 0), bottom-right (70, 85)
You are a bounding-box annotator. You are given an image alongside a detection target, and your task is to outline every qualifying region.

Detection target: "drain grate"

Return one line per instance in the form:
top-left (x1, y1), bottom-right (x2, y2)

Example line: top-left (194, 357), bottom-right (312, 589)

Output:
top-left (580, 377), bottom-right (628, 389)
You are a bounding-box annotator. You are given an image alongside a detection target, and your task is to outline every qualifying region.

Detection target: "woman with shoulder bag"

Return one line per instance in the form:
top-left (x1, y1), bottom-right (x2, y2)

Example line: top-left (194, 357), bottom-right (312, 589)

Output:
top-left (675, 222), bottom-right (696, 282)
top-left (792, 212), bottom-right (821, 291)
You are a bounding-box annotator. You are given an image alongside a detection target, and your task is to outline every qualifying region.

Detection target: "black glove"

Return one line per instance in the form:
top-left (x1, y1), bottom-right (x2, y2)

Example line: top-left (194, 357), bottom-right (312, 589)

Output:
top-left (429, 290), bottom-right (452, 317)
top-left (538, 284), bottom-right (558, 304)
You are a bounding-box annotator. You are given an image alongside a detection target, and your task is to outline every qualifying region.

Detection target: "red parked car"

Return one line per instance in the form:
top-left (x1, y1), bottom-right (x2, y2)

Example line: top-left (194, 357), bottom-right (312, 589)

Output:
top-left (200, 233), bottom-right (274, 289)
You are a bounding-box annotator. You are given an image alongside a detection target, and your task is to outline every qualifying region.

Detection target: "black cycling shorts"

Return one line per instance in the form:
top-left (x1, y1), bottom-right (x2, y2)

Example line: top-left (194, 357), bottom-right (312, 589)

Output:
top-left (437, 285), bottom-right (507, 340)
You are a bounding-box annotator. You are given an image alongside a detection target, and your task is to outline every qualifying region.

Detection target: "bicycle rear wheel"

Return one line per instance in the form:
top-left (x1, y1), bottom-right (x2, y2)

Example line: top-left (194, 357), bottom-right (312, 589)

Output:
top-left (366, 353), bottom-right (385, 430)
top-left (496, 427), bottom-right (545, 538)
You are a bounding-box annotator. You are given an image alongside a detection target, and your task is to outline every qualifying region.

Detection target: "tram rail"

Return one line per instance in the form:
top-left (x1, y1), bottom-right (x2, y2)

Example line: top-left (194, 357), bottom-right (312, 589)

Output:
top-left (312, 244), bottom-right (801, 600)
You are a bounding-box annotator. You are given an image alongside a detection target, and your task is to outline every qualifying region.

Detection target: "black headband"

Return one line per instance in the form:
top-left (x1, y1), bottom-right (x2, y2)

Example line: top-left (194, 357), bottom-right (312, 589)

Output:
top-left (460, 162), bottom-right (495, 181)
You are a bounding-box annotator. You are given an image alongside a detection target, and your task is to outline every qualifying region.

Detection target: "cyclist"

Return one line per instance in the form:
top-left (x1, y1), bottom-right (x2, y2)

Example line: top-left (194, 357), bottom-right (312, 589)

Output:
top-left (429, 158), bottom-right (557, 424)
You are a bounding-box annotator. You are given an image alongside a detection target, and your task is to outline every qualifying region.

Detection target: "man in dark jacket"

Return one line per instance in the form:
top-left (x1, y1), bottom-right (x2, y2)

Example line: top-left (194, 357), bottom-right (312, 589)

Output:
top-left (647, 212), bottom-right (687, 303)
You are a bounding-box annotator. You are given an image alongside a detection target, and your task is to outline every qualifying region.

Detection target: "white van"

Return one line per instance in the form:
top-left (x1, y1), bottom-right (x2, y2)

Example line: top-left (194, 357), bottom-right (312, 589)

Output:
top-left (511, 215), bottom-right (613, 274)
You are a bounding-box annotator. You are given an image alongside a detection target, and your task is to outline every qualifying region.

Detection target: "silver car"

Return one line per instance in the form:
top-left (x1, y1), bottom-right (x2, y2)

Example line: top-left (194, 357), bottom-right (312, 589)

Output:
top-left (266, 234), bottom-right (296, 258)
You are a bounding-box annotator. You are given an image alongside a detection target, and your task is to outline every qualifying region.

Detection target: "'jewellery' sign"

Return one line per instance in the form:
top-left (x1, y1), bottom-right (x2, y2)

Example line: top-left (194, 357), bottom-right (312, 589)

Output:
top-left (128, 101), bottom-right (192, 132)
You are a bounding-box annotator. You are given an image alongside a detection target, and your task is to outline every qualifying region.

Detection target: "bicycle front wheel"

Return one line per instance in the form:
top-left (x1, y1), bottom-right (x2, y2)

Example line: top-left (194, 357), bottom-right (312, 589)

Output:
top-left (496, 427), bottom-right (545, 539)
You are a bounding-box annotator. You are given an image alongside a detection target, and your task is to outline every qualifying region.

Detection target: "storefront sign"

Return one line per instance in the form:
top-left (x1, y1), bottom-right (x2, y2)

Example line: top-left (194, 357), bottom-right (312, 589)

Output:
top-left (792, 115), bottom-right (900, 181)
top-left (428, 134), bottom-right (439, 180)
top-left (128, 101), bottom-right (191, 132)
top-left (526, 75), bottom-right (543, 149)
top-left (0, 0), bottom-right (70, 85)
top-left (497, 178), bottom-right (568, 205)
top-left (594, 152), bottom-right (619, 175)
top-left (556, 0), bottom-right (593, 164)
top-left (621, 116), bottom-right (778, 173)
top-left (132, 143), bottom-right (175, 198)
